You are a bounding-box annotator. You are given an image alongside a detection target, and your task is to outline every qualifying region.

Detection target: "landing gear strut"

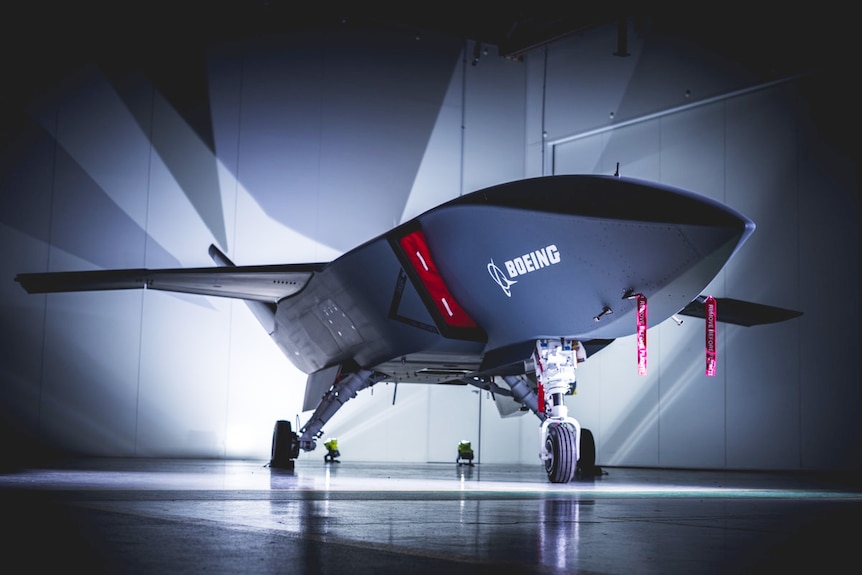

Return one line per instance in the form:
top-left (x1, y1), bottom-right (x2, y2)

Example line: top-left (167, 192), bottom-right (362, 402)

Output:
top-left (534, 339), bottom-right (592, 483)
top-left (270, 368), bottom-right (383, 469)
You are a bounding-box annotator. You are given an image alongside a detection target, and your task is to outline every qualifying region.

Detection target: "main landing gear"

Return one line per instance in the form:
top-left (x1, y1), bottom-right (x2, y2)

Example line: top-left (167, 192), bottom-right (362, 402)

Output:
top-left (270, 419), bottom-right (300, 469)
top-left (270, 369), bottom-right (382, 470)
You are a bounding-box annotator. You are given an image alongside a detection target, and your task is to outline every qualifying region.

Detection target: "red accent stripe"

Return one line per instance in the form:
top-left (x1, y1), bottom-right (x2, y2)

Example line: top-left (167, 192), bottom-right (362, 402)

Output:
top-left (537, 381), bottom-right (545, 414)
top-left (399, 230), bottom-right (478, 329)
top-left (705, 296), bottom-right (717, 376)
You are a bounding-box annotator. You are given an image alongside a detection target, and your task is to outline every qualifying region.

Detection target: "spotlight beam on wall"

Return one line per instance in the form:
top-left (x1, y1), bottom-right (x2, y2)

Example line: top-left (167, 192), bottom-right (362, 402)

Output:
top-left (30, 67), bottom-right (214, 267)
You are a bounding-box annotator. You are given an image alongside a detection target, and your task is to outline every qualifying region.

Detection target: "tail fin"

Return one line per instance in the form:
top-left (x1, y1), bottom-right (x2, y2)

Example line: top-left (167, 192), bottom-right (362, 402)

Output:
top-left (209, 244), bottom-right (236, 267)
top-left (208, 244), bottom-right (277, 334)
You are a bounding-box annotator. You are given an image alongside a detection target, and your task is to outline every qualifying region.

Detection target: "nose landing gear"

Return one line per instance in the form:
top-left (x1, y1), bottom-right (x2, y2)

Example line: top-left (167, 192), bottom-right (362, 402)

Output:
top-left (534, 339), bottom-right (595, 483)
top-left (543, 421), bottom-right (578, 483)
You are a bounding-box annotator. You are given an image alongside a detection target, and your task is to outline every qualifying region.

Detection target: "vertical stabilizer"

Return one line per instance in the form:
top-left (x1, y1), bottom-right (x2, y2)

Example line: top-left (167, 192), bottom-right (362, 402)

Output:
top-left (208, 244), bottom-right (277, 334)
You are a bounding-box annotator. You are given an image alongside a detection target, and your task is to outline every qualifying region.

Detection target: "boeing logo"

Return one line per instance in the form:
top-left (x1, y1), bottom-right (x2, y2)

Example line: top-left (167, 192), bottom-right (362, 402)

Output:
top-left (487, 260), bottom-right (517, 297)
top-left (488, 244), bottom-right (561, 296)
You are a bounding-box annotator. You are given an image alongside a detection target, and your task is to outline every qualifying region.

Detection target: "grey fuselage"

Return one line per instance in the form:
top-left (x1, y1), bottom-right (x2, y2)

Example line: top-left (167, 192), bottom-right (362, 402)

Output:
top-left (270, 175), bottom-right (754, 382)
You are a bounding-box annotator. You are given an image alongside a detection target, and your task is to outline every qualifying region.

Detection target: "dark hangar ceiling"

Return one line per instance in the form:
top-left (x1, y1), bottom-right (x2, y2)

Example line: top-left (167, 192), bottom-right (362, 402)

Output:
top-left (0, 2), bottom-right (852, 152)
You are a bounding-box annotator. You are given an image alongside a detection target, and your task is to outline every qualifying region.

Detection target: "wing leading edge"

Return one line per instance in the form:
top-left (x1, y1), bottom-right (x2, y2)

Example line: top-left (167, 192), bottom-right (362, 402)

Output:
top-left (15, 246), bottom-right (325, 304)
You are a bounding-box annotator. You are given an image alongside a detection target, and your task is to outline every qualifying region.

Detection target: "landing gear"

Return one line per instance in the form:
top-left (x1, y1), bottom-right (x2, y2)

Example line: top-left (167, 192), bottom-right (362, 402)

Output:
top-left (544, 423), bottom-right (577, 483)
top-left (541, 423), bottom-right (597, 483)
top-left (270, 420), bottom-right (300, 469)
top-left (576, 427), bottom-right (598, 479)
top-left (269, 368), bottom-right (383, 469)
top-left (534, 339), bottom-right (591, 483)
top-left (297, 369), bottom-right (381, 454)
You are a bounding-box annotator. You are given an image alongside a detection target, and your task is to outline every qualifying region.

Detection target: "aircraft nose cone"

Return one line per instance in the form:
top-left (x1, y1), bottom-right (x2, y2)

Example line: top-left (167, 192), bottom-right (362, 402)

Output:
top-left (604, 176), bottom-right (756, 254)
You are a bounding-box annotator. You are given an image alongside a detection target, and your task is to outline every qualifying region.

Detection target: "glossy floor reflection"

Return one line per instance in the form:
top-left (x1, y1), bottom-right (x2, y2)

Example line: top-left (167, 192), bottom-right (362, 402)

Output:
top-left (2, 458), bottom-right (861, 574)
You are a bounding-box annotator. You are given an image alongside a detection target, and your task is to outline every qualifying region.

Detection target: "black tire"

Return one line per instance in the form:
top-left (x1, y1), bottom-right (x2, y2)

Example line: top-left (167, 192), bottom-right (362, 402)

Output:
top-left (544, 423), bottom-right (577, 483)
top-left (270, 420), bottom-right (298, 469)
top-left (576, 427), bottom-right (597, 479)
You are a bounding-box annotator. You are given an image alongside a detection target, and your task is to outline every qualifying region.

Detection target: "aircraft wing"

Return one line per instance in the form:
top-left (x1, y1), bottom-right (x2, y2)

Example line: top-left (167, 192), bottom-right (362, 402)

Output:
top-left (15, 262), bottom-right (325, 303)
top-left (679, 297), bottom-right (802, 327)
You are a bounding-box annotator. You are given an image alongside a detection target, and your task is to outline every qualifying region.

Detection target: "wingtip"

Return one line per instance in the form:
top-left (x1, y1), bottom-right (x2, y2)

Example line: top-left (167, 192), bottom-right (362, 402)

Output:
top-left (13, 273), bottom-right (30, 292)
top-left (680, 296), bottom-right (802, 327)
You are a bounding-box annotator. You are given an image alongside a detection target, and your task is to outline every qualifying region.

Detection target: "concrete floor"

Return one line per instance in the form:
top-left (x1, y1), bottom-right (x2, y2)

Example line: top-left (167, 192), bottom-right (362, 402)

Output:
top-left (2, 457), bottom-right (861, 574)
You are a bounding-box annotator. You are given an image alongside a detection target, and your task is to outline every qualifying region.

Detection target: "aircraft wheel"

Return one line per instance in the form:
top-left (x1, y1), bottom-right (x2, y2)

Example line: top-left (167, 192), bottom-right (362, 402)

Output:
top-left (544, 423), bottom-right (577, 483)
top-left (270, 420), bottom-right (298, 469)
top-left (576, 428), bottom-right (597, 479)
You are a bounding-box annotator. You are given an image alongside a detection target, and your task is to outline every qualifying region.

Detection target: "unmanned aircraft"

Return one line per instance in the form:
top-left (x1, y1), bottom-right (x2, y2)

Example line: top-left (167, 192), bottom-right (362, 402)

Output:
top-left (15, 174), bottom-right (801, 483)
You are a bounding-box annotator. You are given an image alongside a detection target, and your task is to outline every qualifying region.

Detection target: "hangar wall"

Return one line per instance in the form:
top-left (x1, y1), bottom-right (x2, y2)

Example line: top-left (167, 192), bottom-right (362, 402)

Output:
top-left (534, 26), bottom-right (859, 470)
top-left (0, 19), bottom-right (858, 470)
